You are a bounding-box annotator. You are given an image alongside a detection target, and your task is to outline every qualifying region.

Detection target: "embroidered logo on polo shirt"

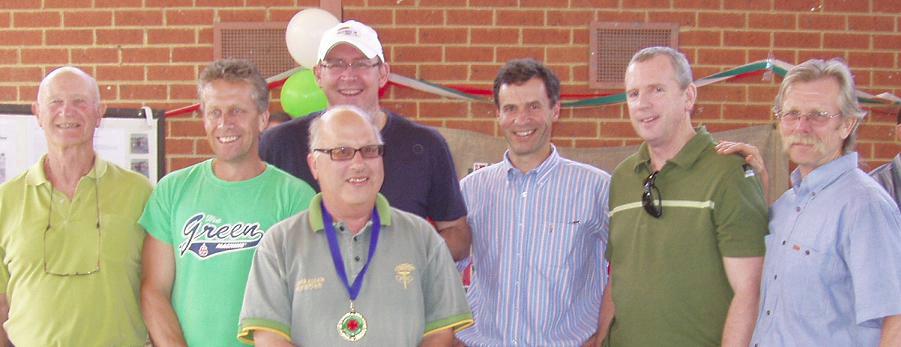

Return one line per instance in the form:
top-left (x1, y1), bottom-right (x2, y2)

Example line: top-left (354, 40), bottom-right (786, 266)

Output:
top-left (178, 213), bottom-right (264, 259)
top-left (395, 263), bottom-right (415, 289)
top-left (296, 277), bottom-right (325, 292)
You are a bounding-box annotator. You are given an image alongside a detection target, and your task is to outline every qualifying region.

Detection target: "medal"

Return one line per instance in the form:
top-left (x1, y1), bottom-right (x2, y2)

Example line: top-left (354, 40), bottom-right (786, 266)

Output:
top-left (337, 302), bottom-right (367, 341)
top-left (323, 203), bottom-right (381, 342)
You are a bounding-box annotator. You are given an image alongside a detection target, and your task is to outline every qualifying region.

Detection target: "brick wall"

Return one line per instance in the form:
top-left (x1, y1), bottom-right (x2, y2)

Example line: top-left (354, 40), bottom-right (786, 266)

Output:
top-left (1, 0), bottom-right (898, 173)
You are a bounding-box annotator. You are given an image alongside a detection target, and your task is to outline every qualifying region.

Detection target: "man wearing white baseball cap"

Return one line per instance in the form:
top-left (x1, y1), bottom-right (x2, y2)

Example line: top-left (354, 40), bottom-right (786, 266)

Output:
top-left (261, 20), bottom-right (472, 262)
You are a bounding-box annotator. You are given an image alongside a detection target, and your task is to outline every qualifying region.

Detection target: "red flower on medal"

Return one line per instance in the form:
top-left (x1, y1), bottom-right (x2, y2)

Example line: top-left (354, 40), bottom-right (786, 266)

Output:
top-left (348, 318), bottom-right (359, 332)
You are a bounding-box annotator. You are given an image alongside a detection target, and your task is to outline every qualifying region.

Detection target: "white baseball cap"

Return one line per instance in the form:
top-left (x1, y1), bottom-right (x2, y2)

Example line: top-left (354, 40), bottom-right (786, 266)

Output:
top-left (316, 20), bottom-right (385, 64)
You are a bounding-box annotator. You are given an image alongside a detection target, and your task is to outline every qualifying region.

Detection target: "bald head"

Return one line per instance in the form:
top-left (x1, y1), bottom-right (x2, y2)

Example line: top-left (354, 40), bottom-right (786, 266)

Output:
top-left (37, 66), bottom-right (102, 109)
top-left (309, 105), bottom-right (382, 151)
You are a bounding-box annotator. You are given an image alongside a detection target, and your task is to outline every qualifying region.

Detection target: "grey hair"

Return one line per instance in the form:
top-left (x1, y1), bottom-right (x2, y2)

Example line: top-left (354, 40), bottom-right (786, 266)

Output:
top-left (774, 58), bottom-right (866, 154)
top-left (308, 105), bottom-right (383, 151)
top-left (37, 66), bottom-right (103, 111)
top-left (627, 46), bottom-right (694, 90)
top-left (198, 59), bottom-right (269, 113)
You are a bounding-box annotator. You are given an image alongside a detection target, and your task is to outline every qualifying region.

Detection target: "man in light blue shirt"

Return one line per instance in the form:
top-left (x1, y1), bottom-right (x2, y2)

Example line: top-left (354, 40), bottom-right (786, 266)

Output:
top-left (751, 58), bottom-right (901, 346)
top-left (456, 59), bottom-right (610, 346)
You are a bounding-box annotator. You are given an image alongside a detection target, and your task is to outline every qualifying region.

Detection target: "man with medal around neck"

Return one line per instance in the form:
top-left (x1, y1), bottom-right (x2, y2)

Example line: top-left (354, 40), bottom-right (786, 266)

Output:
top-left (238, 106), bottom-right (473, 346)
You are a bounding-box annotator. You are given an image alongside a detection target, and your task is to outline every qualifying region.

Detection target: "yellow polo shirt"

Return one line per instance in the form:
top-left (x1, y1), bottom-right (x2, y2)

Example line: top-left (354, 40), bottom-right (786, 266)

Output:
top-left (0, 156), bottom-right (152, 347)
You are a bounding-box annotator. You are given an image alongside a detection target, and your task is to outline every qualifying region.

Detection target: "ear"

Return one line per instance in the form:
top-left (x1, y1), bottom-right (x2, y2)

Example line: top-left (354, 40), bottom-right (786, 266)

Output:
top-left (683, 83), bottom-right (697, 113)
top-left (313, 65), bottom-right (323, 84)
top-left (95, 103), bottom-right (107, 128)
top-left (32, 102), bottom-right (42, 127)
top-left (307, 152), bottom-right (320, 181)
top-left (258, 111), bottom-right (270, 132)
top-left (377, 62), bottom-right (390, 88)
top-left (839, 116), bottom-right (858, 140)
top-left (551, 101), bottom-right (561, 122)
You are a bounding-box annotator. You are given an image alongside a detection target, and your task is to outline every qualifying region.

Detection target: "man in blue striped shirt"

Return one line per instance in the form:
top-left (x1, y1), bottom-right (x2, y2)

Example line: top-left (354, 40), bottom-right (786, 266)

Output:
top-left (455, 59), bottom-right (611, 346)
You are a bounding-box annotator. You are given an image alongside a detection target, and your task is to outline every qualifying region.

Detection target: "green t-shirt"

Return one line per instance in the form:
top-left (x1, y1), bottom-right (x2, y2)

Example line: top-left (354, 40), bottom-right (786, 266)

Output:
top-left (605, 128), bottom-right (768, 347)
top-left (139, 159), bottom-right (315, 347)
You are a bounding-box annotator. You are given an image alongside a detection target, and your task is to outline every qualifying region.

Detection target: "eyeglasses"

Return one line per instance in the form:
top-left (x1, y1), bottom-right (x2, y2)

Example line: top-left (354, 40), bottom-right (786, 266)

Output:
top-left (43, 175), bottom-right (101, 276)
top-left (774, 109), bottom-right (842, 126)
top-left (641, 170), bottom-right (662, 218)
top-left (313, 145), bottom-right (384, 161)
top-left (319, 59), bottom-right (381, 74)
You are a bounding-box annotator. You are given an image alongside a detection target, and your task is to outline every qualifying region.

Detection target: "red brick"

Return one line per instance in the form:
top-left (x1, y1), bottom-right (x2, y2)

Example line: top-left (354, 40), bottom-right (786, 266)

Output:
top-left (148, 65), bottom-right (196, 81)
top-left (97, 29), bottom-right (144, 45)
top-left (368, 0), bottom-right (416, 5)
top-left (445, 120), bottom-right (495, 136)
top-left (44, 0), bottom-right (90, 8)
top-left (115, 10), bottom-right (164, 26)
top-left (166, 9), bottom-right (214, 26)
top-left (471, 28), bottom-right (519, 45)
top-left (198, 28), bottom-right (213, 44)
top-left (724, 0), bottom-right (771, 10)
top-left (681, 30), bottom-right (721, 46)
top-left (344, 9), bottom-right (393, 26)
top-left (375, 28), bottom-right (415, 45)
top-left (148, 28), bottom-right (195, 44)
top-left (748, 13), bottom-right (795, 30)
top-left (63, 11), bottom-right (112, 27)
top-left (448, 9), bottom-right (493, 26)
top-left (547, 10), bottom-right (594, 26)
top-left (122, 47), bottom-right (170, 63)
top-left (46, 29), bottom-right (93, 45)
top-left (848, 52), bottom-right (895, 69)
top-left (389, 63), bottom-right (417, 77)
top-left (19, 85), bottom-right (39, 100)
top-left (470, 64), bottom-right (501, 82)
top-left (217, 9), bottom-right (266, 23)
top-left (496, 10), bottom-right (545, 26)
top-left (168, 157), bottom-right (206, 171)
top-left (0, 12), bottom-right (9, 27)
top-left (594, 10), bottom-right (646, 22)
top-left (797, 14), bottom-right (845, 30)
top-left (420, 28), bottom-right (468, 44)
top-left (701, 85), bottom-right (746, 102)
top-left (823, 33), bottom-right (870, 50)
top-left (873, 0), bottom-right (901, 12)
top-left (496, 47), bottom-right (545, 63)
top-left (698, 12), bottom-right (746, 28)
top-left (648, 11), bottom-right (696, 27)
top-left (775, 0), bottom-right (823, 11)
top-left (13, 11), bottom-right (61, 28)
top-left (673, 0), bottom-right (729, 10)
top-left (172, 47), bottom-right (212, 63)
top-left (169, 84), bottom-right (196, 99)
top-left (554, 120), bottom-right (598, 137)
top-left (396, 9), bottom-right (445, 26)
top-left (721, 104), bottom-right (772, 121)
top-left (379, 101), bottom-right (418, 117)
top-left (600, 121), bottom-right (635, 138)
top-left (445, 47), bottom-right (494, 62)
top-left (392, 86), bottom-right (439, 101)
top-left (419, 101), bottom-right (469, 118)
top-left (774, 32), bottom-right (821, 49)
top-left (874, 142), bottom-right (901, 159)
top-left (858, 123), bottom-right (895, 141)
top-left (575, 139), bottom-right (625, 147)
top-left (420, 64), bottom-right (468, 81)
top-left (873, 71), bottom-right (901, 87)
top-left (847, 15), bottom-right (895, 32)
top-left (120, 84), bottom-right (167, 100)
top-left (394, 46), bottom-right (443, 63)
top-left (0, 67), bottom-right (43, 82)
top-left (796, 49), bottom-right (846, 63)
top-left (0, 0), bottom-right (41, 9)
top-left (95, 0), bottom-right (142, 7)
top-left (873, 34), bottom-right (901, 50)
top-left (546, 47), bottom-right (587, 64)
top-left (690, 103), bottom-right (722, 120)
top-left (96, 66), bottom-right (144, 81)
top-left (71, 48), bottom-right (119, 64)
top-left (0, 49), bottom-right (18, 64)
top-left (523, 28), bottom-right (571, 44)
top-left (697, 49), bottom-right (746, 66)
top-left (723, 31), bottom-right (771, 47)
top-left (822, 0), bottom-right (870, 12)
top-left (622, 0), bottom-right (671, 9)
top-left (166, 138), bottom-right (195, 155)
top-left (0, 29), bottom-right (41, 45)
top-left (0, 86), bottom-right (17, 101)
top-left (570, 0), bottom-right (619, 7)
top-left (22, 48), bottom-right (68, 65)
top-left (196, 0), bottom-right (243, 6)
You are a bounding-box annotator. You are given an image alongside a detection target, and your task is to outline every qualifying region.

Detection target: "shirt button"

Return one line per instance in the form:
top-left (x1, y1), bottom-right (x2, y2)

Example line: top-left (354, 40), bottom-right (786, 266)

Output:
top-left (353, 236), bottom-right (358, 242)
top-left (521, 191), bottom-right (527, 198)
top-left (795, 206), bottom-right (801, 212)
top-left (766, 310), bottom-right (771, 315)
top-left (774, 274), bottom-right (778, 280)
top-left (782, 240), bottom-right (786, 245)
top-left (339, 225), bottom-right (345, 231)
top-left (805, 250), bottom-right (810, 255)
top-left (354, 256), bottom-right (361, 262)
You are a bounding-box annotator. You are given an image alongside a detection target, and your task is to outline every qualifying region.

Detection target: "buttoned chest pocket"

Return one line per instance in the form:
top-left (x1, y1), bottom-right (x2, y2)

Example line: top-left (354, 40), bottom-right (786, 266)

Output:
top-left (527, 222), bottom-right (581, 277)
top-left (782, 241), bottom-right (840, 317)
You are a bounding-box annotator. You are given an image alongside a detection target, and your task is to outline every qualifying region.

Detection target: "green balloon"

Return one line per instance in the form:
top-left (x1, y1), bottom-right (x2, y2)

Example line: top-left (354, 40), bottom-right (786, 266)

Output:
top-left (280, 69), bottom-right (328, 118)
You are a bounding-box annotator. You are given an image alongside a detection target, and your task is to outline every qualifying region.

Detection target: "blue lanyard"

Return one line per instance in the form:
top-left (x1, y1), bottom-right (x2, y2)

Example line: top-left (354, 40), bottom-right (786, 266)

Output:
top-left (322, 202), bottom-right (381, 301)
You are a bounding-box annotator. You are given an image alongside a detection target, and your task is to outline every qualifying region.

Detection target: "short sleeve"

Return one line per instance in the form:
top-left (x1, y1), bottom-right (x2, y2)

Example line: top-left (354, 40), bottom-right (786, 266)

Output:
top-left (713, 163), bottom-right (768, 257)
top-left (138, 178), bottom-right (174, 245)
top-left (238, 229), bottom-right (294, 344)
top-left (422, 229), bottom-right (473, 335)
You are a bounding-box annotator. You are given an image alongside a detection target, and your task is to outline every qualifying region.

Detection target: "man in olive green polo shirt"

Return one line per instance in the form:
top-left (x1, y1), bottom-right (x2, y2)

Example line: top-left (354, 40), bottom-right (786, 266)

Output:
top-left (0, 67), bottom-right (152, 346)
top-left (596, 47), bottom-right (768, 347)
top-left (238, 105), bottom-right (472, 346)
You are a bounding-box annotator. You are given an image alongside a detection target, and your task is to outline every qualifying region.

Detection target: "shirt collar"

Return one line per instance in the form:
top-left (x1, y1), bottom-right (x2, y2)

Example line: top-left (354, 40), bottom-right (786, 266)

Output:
top-left (502, 145), bottom-right (561, 183)
top-left (25, 154), bottom-right (108, 186)
top-left (632, 126), bottom-right (713, 174)
top-left (308, 193), bottom-right (393, 232)
top-left (790, 152), bottom-right (858, 195)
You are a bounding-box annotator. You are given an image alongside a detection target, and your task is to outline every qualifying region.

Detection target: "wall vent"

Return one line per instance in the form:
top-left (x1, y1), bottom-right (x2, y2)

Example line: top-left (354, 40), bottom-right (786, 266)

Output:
top-left (589, 22), bottom-right (679, 89)
top-left (214, 22), bottom-right (295, 78)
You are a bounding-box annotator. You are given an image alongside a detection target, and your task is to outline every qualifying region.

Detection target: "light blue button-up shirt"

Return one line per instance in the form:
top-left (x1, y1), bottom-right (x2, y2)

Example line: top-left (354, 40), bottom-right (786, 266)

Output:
top-left (457, 147), bottom-right (610, 346)
top-left (751, 152), bottom-right (901, 346)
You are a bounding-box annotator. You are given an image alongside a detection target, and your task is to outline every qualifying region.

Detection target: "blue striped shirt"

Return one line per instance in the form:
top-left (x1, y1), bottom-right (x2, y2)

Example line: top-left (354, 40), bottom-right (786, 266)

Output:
top-left (457, 147), bottom-right (610, 346)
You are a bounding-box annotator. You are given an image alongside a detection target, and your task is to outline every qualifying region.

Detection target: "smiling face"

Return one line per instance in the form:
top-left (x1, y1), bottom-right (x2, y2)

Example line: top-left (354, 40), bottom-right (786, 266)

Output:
top-left (624, 54), bottom-right (697, 150)
top-left (33, 70), bottom-right (106, 151)
top-left (314, 44), bottom-right (389, 115)
top-left (308, 109), bottom-right (384, 213)
top-left (497, 77), bottom-right (559, 171)
top-left (778, 77), bottom-right (856, 177)
top-left (200, 79), bottom-right (268, 167)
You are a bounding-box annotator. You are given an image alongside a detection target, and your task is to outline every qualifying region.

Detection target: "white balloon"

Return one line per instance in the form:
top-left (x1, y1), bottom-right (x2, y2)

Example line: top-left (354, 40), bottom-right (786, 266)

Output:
top-left (285, 8), bottom-right (340, 68)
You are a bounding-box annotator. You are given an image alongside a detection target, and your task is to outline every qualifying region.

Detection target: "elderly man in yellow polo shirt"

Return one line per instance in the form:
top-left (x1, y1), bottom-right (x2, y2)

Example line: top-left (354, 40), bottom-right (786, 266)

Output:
top-left (0, 66), bottom-right (152, 346)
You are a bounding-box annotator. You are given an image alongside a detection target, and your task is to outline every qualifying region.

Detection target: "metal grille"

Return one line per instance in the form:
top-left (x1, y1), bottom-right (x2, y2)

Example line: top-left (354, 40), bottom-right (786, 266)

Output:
top-left (589, 22), bottom-right (679, 89)
top-left (214, 23), bottom-right (294, 78)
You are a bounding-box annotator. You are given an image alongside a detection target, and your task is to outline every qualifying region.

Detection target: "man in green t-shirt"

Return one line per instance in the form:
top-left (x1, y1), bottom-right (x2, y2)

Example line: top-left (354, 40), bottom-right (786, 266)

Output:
top-left (597, 47), bottom-right (768, 347)
top-left (139, 60), bottom-right (315, 347)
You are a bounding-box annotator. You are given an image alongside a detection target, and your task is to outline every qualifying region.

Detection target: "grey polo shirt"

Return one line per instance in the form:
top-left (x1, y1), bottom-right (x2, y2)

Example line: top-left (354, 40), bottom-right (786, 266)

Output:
top-left (238, 193), bottom-right (473, 345)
